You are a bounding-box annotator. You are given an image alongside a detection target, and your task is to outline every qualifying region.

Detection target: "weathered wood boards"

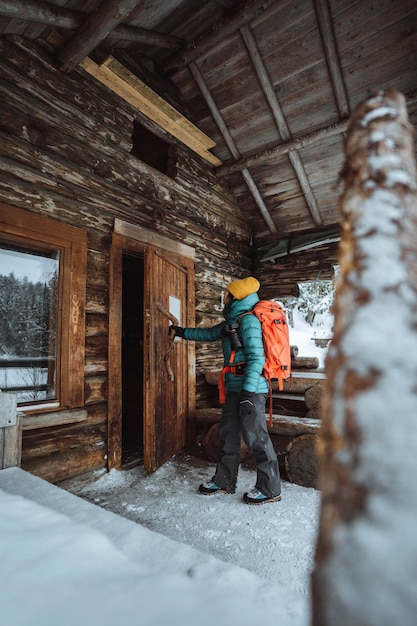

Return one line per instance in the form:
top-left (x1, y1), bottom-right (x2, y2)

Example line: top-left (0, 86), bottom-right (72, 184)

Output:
top-left (0, 391), bottom-right (22, 468)
top-left (79, 56), bottom-right (222, 166)
top-left (0, 35), bottom-right (250, 483)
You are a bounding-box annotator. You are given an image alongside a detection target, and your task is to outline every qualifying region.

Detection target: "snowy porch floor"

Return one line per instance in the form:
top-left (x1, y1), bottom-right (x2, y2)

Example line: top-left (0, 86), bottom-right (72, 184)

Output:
top-left (0, 455), bottom-right (320, 626)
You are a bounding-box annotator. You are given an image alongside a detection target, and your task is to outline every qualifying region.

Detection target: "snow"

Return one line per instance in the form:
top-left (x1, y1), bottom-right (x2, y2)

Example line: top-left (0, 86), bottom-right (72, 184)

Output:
top-left (0, 461), bottom-right (320, 626)
top-left (0, 303), bottom-right (330, 626)
top-left (317, 95), bottom-right (417, 625)
top-left (289, 305), bottom-right (333, 369)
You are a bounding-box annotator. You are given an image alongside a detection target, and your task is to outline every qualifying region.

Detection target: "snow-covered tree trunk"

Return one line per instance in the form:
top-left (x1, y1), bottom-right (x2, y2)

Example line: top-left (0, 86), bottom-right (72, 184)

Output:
top-left (312, 90), bottom-right (417, 625)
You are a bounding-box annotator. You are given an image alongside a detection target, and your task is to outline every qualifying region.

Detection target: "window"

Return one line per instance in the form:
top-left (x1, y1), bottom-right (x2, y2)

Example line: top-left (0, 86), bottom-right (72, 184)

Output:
top-left (0, 204), bottom-right (86, 410)
top-left (130, 120), bottom-right (175, 177)
top-left (0, 244), bottom-right (59, 403)
top-left (283, 276), bottom-right (336, 369)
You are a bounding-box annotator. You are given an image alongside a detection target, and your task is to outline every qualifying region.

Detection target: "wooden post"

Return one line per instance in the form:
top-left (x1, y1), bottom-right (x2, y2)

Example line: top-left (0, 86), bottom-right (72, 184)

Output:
top-left (0, 393), bottom-right (22, 469)
top-left (312, 90), bottom-right (417, 625)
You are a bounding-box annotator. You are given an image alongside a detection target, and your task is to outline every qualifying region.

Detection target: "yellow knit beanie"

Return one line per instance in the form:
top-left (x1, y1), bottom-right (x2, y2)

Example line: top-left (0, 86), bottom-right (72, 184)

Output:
top-left (227, 276), bottom-right (260, 300)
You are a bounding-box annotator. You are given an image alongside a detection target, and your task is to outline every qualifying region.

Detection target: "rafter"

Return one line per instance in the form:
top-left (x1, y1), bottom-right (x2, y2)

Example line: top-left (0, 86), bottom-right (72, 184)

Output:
top-left (57, 0), bottom-right (142, 73)
top-left (164, 0), bottom-right (278, 71)
top-left (240, 24), bottom-right (323, 227)
top-left (189, 60), bottom-right (277, 234)
top-left (0, 1), bottom-right (183, 56)
top-left (0, 0), bottom-right (77, 27)
top-left (217, 120), bottom-right (348, 176)
top-left (313, 0), bottom-right (350, 119)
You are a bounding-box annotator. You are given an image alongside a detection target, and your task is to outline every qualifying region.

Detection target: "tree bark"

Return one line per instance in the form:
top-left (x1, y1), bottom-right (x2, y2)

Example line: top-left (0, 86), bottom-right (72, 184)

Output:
top-left (312, 90), bottom-right (417, 625)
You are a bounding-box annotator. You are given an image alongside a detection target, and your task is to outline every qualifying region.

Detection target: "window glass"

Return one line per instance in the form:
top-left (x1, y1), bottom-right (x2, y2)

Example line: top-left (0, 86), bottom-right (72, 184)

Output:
top-left (0, 243), bottom-right (60, 404)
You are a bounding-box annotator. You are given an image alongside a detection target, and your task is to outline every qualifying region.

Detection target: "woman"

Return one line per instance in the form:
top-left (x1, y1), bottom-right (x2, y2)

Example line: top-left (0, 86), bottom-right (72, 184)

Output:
top-left (170, 276), bottom-right (281, 505)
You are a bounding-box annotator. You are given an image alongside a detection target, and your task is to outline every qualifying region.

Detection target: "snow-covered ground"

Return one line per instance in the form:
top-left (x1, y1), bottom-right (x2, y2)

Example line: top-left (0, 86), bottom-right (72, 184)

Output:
top-left (0, 462), bottom-right (320, 626)
top-left (288, 305), bottom-right (333, 368)
top-left (0, 305), bottom-right (330, 626)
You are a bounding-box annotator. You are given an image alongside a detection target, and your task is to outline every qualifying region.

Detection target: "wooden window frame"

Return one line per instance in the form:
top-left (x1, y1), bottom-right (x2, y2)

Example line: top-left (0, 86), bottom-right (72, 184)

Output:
top-left (0, 203), bottom-right (86, 412)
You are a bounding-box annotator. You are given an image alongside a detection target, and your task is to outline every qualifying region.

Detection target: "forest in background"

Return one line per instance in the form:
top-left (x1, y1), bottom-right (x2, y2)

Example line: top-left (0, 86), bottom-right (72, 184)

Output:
top-left (0, 273), bottom-right (56, 358)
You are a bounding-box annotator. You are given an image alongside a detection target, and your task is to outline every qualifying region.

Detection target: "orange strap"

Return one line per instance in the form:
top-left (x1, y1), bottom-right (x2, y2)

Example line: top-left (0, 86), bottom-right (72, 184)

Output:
top-left (218, 370), bottom-right (227, 405)
top-left (218, 352), bottom-right (246, 404)
top-left (263, 373), bottom-right (274, 428)
top-left (219, 361), bottom-right (276, 428)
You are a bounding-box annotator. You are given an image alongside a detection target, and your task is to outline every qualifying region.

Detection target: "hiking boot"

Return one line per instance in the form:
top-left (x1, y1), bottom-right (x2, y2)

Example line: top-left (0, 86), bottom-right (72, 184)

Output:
top-left (243, 488), bottom-right (281, 505)
top-left (198, 481), bottom-right (235, 495)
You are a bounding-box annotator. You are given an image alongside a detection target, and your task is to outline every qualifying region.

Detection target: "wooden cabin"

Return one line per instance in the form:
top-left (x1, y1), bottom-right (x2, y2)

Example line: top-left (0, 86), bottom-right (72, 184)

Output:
top-left (0, 0), bottom-right (416, 484)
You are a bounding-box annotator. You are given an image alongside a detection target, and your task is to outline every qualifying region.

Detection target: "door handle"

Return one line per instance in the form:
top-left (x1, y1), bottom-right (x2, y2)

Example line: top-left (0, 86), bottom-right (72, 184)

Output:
top-left (156, 302), bottom-right (179, 381)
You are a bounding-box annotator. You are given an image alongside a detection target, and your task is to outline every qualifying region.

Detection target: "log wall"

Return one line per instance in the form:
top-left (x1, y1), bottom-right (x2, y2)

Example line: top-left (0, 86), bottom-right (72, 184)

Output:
top-left (0, 35), bottom-right (252, 482)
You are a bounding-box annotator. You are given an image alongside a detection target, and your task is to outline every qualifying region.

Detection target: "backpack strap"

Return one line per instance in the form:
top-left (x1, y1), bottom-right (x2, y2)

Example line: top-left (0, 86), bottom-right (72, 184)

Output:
top-left (218, 313), bottom-right (251, 403)
top-left (218, 350), bottom-right (246, 404)
top-left (239, 309), bottom-right (274, 427)
top-left (218, 349), bottom-right (236, 404)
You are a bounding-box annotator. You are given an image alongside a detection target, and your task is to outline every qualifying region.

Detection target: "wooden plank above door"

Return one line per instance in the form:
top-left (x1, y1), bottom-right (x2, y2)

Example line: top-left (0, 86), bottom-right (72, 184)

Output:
top-left (114, 219), bottom-right (195, 260)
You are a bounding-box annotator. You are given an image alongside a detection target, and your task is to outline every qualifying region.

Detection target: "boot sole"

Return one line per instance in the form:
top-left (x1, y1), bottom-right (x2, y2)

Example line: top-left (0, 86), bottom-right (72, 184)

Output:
top-left (199, 489), bottom-right (235, 495)
top-left (244, 494), bottom-right (282, 505)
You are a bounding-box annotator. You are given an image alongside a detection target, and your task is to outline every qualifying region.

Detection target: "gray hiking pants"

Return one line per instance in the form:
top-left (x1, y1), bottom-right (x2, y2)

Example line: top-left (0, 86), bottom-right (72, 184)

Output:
top-left (213, 391), bottom-right (281, 498)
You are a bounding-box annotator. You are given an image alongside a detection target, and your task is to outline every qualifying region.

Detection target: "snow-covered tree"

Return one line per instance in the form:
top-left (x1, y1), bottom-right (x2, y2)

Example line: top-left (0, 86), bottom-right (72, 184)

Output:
top-left (312, 90), bottom-right (417, 625)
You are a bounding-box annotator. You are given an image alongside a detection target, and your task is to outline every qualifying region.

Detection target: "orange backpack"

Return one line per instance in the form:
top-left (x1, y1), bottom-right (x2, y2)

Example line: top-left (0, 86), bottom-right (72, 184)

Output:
top-left (240, 300), bottom-right (292, 425)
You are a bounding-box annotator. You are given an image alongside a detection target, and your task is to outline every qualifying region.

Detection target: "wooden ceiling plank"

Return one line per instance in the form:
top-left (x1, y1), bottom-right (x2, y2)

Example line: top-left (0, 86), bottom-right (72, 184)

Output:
top-left (313, 0), bottom-right (350, 118)
top-left (79, 56), bottom-right (221, 166)
top-left (241, 23), bottom-right (322, 227)
top-left (164, 0), bottom-right (279, 71)
top-left (189, 60), bottom-right (277, 234)
top-left (217, 120), bottom-right (348, 176)
top-left (57, 0), bottom-right (141, 73)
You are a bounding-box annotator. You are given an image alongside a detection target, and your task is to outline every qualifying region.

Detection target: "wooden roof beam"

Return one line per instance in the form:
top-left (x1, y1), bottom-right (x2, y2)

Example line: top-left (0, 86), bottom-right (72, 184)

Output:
top-left (189, 60), bottom-right (277, 234)
top-left (216, 88), bottom-right (416, 177)
top-left (164, 0), bottom-right (278, 71)
top-left (0, 0), bottom-right (77, 28)
top-left (240, 24), bottom-right (323, 227)
top-left (313, 0), bottom-right (350, 119)
top-left (217, 120), bottom-right (348, 176)
top-left (57, 0), bottom-right (146, 73)
top-left (0, 1), bottom-right (183, 56)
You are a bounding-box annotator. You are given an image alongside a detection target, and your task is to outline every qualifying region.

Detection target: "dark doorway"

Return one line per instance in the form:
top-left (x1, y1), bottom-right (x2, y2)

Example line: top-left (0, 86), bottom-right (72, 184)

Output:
top-left (122, 254), bottom-right (144, 468)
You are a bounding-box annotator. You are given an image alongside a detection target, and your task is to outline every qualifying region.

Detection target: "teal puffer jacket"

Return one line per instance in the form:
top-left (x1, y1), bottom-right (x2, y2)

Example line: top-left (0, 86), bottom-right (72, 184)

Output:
top-left (184, 292), bottom-right (268, 394)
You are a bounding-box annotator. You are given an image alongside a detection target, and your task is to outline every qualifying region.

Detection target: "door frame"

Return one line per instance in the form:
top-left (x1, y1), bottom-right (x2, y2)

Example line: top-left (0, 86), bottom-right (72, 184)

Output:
top-left (108, 219), bottom-right (195, 470)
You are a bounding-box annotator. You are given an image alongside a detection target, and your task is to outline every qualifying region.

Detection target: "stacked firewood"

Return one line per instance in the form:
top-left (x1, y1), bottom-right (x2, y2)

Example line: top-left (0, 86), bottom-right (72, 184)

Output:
top-left (197, 343), bottom-right (327, 488)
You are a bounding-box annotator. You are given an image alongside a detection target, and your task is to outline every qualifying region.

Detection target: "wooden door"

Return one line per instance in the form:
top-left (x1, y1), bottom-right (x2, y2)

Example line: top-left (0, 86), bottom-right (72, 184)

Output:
top-left (108, 222), bottom-right (195, 473)
top-left (143, 246), bottom-right (194, 473)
